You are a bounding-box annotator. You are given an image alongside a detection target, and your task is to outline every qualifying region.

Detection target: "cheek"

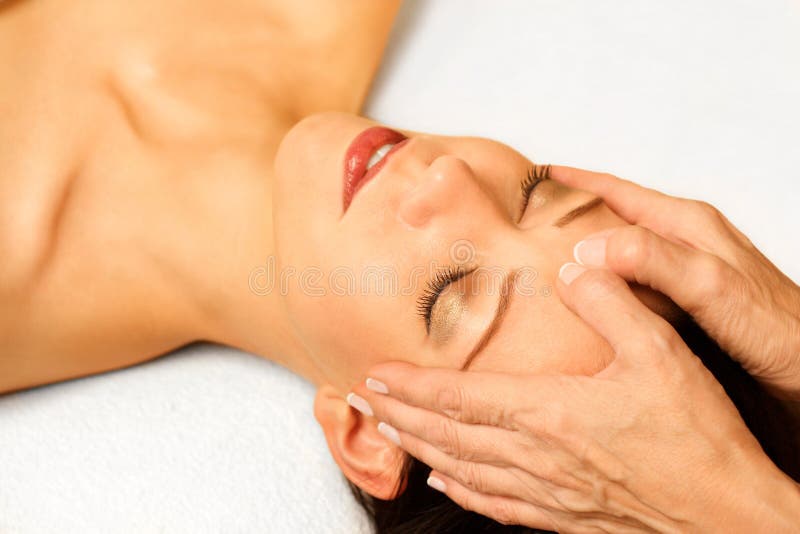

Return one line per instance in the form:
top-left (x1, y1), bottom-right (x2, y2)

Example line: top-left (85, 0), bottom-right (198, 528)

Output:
top-left (285, 292), bottom-right (377, 383)
top-left (286, 289), bottom-right (424, 383)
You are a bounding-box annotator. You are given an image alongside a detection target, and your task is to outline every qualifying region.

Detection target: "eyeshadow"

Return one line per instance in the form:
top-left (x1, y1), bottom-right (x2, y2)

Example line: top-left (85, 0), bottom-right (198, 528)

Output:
top-left (430, 289), bottom-right (467, 344)
top-left (528, 188), bottom-right (549, 209)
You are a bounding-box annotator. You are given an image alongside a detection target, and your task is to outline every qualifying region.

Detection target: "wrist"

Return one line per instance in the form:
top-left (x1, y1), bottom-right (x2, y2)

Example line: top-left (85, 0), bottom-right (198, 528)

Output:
top-left (697, 453), bottom-right (800, 533)
top-left (745, 468), bottom-right (800, 533)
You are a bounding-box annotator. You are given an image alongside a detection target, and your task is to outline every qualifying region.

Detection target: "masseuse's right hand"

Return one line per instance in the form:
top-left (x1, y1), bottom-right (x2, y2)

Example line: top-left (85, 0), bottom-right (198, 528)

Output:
top-left (552, 166), bottom-right (800, 400)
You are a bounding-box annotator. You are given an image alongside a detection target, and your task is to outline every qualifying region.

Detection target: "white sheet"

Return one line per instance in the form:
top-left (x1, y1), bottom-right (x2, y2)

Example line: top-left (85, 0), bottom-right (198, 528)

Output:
top-left (2, 1), bottom-right (798, 532)
top-left (0, 346), bottom-right (371, 533)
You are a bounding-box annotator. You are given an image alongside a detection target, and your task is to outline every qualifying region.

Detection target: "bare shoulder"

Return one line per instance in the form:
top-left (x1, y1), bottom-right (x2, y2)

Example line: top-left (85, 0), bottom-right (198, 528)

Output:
top-left (0, 169), bottom-right (203, 394)
top-left (272, 0), bottom-right (403, 36)
top-left (267, 0), bottom-right (404, 115)
top-left (0, 0), bottom-right (406, 394)
top-left (0, 237), bottom-right (201, 394)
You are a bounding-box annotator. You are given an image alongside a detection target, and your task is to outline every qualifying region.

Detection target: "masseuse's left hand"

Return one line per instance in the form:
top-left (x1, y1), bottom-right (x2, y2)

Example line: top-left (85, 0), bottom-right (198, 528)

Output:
top-left (352, 268), bottom-right (800, 532)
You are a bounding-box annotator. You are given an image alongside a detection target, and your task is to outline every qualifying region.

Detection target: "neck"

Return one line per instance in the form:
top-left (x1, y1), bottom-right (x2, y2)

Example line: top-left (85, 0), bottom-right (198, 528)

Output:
top-left (153, 0), bottom-right (405, 385)
top-left (213, 202), bottom-right (328, 388)
top-left (166, 124), bottom-right (324, 387)
top-left (211, 264), bottom-right (325, 387)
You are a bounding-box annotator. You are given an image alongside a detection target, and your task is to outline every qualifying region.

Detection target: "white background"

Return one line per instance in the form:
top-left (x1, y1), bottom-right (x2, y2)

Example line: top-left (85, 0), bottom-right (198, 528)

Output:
top-left (367, 0), bottom-right (800, 282)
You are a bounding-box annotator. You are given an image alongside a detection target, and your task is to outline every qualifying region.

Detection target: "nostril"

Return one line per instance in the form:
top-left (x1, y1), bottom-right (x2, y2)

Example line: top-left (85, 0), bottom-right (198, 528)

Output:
top-left (397, 172), bottom-right (445, 228)
top-left (397, 188), bottom-right (434, 228)
top-left (396, 155), bottom-right (474, 229)
top-left (426, 154), bottom-right (473, 177)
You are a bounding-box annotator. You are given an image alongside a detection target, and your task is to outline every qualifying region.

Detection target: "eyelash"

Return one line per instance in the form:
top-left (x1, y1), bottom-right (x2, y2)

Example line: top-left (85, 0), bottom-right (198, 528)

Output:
top-left (417, 265), bottom-right (471, 333)
top-left (518, 163), bottom-right (551, 218)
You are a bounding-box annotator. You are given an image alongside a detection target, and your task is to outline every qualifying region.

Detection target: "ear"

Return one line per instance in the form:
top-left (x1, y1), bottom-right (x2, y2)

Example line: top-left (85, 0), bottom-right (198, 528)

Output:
top-left (314, 383), bottom-right (406, 500)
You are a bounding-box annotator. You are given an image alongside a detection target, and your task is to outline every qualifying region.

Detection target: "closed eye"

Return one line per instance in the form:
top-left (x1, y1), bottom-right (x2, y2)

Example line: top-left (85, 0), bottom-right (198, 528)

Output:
top-left (417, 265), bottom-right (474, 334)
top-left (517, 164), bottom-right (551, 222)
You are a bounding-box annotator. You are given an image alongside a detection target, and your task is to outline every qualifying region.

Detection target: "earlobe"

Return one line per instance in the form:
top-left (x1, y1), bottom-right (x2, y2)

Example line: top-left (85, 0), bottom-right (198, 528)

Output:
top-left (314, 383), bottom-right (406, 500)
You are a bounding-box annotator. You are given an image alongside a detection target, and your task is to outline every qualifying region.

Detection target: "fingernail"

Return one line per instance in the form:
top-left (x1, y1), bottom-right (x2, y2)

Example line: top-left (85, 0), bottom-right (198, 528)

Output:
top-left (559, 262), bottom-right (586, 285)
top-left (573, 236), bottom-right (607, 266)
top-left (366, 378), bottom-right (389, 394)
top-left (377, 422), bottom-right (401, 446)
top-left (427, 476), bottom-right (447, 493)
top-left (346, 393), bottom-right (373, 417)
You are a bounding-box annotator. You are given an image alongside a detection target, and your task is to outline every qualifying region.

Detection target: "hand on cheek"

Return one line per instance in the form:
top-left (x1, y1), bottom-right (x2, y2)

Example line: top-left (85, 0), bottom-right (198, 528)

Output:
top-left (554, 165), bottom-right (800, 400)
top-left (346, 259), bottom-right (796, 532)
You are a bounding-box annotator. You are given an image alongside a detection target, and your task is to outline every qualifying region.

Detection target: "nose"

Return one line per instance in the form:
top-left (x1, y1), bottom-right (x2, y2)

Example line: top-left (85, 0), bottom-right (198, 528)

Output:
top-left (397, 155), bottom-right (491, 228)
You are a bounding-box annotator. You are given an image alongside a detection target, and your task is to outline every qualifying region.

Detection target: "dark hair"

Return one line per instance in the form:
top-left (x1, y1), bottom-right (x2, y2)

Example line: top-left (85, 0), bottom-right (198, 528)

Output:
top-left (348, 317), bottom-right (800, 533)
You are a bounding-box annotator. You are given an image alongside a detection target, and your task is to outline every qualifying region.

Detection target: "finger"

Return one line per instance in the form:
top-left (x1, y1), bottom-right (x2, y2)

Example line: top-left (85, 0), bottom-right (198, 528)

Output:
top-left (549, 165), bottom-right (678, 229)
top-left (352, 382), bottom-right (514, 465)
top-left (549, 165), bottom-right (746, 255)
top-left (354, 382), bottom-right (596, 506)
top-left (426, 470), bottom-right (558, 530)
top-left (384, 430), bottom-right (528, 499)
top-left (575, 224), bottom-right (737, 318)
top-left (359, 362), bottom-right (523, 427)
top-left (360, 363), bottom-right (602, 444)
top-left (430, 470), bottom-right (661, 533)
top-left (556, 265), bottom-right (692, 371)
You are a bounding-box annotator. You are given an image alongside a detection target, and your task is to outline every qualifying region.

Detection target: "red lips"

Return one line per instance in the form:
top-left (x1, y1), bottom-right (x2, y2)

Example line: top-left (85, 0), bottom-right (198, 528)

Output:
top-left (342, 126), bottom-right (408, 213)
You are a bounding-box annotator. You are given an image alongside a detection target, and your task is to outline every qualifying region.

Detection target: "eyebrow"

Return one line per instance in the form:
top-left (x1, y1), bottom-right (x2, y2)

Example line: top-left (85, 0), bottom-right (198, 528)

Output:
top-left (459, 269), bottom-right (517, 371)
top-left (553, 196), bottom-right (603, 227)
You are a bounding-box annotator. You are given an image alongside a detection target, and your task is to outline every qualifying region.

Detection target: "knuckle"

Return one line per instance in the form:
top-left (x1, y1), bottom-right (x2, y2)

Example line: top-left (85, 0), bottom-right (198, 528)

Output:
top-left (651, 322), bottom-right (683, 352)
top-left (694, 199), bottom-right (722, 219)
top-left (459, 492), bottom-right (480, 515)
top-left (436, 418), bottom-right (463, 458)
top-left (599, 171), bottom-right (622, 183)
top-left (490, 501), bottom-right (519, 526)
top-left (617, 335), bottom-right (652, 357)
top-left (641, 323), bottom-right (683, 355)
top-left (436, 384), bottom-right (467, 421)
top-left (611, 225), bottom-right (655, 271)
top-left (619, 323), bottom-right (682, 362)
top-left (697, 255), bottom-right (731, 302)
top-left (536, 460), bottom-right (561, 483)
top-left (661, 328), bottom-right (687, 356)
top-left (650, 332), bottom-right (680, 368)
top-left (629, 324), bottom-right (687, 375)
top-left (689, 199), bottom-right (729, 234)
top-left (539, 403), bottom-right (572, 440)
top-left (455, 461), bottom-right (484, 492)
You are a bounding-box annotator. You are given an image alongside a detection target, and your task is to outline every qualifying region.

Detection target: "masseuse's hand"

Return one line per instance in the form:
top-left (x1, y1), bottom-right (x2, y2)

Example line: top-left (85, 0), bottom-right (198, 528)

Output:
top-left (353, 269), bottom-right (800, 532)
top-left (552, 166), bottom-right (800, 399)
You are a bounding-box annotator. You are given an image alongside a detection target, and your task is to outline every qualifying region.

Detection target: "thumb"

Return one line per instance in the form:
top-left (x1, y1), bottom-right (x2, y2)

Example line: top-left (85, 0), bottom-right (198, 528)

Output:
top-left (556, 263), bottom-right (692, 375)
top-left (575, 225), bottom-right (732, 319)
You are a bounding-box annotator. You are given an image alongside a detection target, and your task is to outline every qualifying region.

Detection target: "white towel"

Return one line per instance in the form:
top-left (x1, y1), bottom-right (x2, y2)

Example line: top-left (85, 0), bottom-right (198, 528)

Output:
top-left (0, 345), bottom-right (371, 533)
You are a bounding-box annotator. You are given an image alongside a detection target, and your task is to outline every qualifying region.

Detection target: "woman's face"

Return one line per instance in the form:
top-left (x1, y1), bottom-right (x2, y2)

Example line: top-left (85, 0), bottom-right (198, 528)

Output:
top-left (273, 112), bottom-right (674, 389)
